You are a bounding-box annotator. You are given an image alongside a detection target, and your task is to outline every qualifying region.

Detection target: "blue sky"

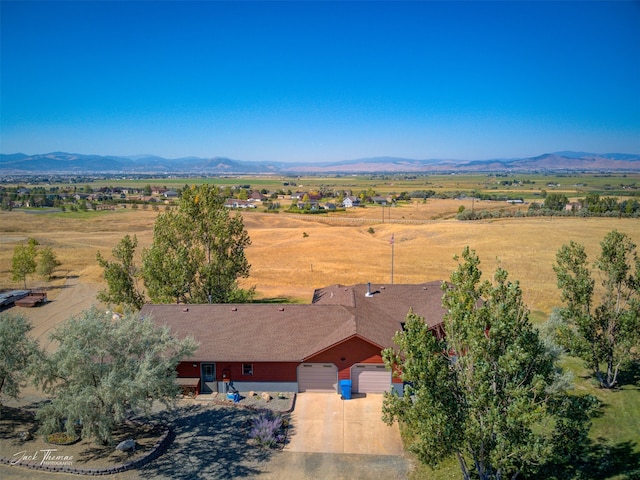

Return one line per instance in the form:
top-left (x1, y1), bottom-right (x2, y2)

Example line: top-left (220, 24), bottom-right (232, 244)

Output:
top-left (1, 1), bottom-right (639, 162)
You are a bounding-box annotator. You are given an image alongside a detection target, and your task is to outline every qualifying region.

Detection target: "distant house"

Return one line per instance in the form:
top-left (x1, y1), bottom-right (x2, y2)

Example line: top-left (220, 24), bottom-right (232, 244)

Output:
top-left (163, 190), bottom-right (179, 198)
top-left (295, 200), bottom-right (319, 210)
top-left (506, 199), bottom-right (524, 204)
top-left (371, 196), bottom-right (390, 205)
top-left (565, 202), bottom-right (582, 212)
top-left (249, 191), bottom-right (266, 202)
top-left (224, 199), bottom-right (256, 209)
top-left (342, 196), bottom-right (360, 208)
top-left (141, 282), bottom-right (446, 397)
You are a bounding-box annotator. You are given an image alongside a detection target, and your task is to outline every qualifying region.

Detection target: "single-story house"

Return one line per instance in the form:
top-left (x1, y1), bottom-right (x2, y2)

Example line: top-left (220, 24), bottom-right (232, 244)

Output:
top-left (249, 191), bottom-right (266, 202)
top-left (140, 282), bottom-right (445, 396)
top-left (371, 196), bottom-right (390, 205)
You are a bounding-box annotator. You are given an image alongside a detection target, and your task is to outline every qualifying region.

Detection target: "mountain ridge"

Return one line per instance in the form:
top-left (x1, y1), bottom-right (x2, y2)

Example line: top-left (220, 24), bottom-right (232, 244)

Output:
top-left (1, 151), bottom-right (639, 174)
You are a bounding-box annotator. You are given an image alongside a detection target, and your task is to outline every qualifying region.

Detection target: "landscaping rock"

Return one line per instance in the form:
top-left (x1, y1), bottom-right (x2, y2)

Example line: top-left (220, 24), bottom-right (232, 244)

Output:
top-left (115, 438), bottom-right (136, 452)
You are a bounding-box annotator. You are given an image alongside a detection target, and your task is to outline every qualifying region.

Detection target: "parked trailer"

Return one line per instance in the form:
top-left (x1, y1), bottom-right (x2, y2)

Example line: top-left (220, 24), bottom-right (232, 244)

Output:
top-left (0, 290), bottom-right (30, 308)
top-left (15, 291), bottom-right (47, 308)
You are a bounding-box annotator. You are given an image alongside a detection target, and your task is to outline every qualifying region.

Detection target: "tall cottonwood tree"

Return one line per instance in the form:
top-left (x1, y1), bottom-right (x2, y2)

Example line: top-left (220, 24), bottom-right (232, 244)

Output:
top-left (383, 247), bottom-right (588, 480)
top-left (35, 308), bottom-right (196, 444)
top-left (553, 230), bottom-right (640, 388)
top-left (97, 234), bottom-right (144, 310)
top-left (142, 184), bottom-right (253, 304)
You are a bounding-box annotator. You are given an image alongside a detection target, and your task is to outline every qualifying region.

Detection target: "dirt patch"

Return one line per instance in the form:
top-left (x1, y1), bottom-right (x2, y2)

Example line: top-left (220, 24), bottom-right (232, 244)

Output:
top-left (3, 275), bottom-right (102, 353)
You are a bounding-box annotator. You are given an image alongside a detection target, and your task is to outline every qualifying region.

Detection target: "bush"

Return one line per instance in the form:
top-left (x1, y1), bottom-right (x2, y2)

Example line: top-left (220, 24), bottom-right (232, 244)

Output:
top-left (249, 412), bottom-right (284, 448)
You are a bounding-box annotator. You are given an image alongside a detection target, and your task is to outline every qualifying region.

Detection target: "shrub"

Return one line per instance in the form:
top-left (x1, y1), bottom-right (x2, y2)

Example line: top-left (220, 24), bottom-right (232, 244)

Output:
top-left (249, 412), bottom-right (284, 448)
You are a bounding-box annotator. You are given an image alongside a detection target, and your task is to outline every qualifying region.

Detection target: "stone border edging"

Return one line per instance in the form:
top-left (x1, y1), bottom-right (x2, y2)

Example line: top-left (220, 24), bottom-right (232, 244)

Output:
top-left (1, 426), bottom-right (174, 476)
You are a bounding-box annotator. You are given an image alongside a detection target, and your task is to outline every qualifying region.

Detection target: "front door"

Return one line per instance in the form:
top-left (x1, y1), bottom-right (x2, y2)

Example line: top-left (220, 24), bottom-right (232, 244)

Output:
top-left (201, 363), bottom-right (217, 394)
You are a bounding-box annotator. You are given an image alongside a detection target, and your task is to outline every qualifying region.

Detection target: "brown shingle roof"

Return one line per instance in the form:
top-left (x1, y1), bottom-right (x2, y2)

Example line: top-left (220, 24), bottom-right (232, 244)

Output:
top-left (140, 282), bottom-right (445, 362)
top-left (141, 304), bottom-right (356, 362)
top-left (312, 281), bottom-right (446, 348)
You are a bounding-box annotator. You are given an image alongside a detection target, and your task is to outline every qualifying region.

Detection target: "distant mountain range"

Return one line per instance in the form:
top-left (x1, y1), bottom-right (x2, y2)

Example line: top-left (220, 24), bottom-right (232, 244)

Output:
top-left (1, 151), bottom-right (639, 174)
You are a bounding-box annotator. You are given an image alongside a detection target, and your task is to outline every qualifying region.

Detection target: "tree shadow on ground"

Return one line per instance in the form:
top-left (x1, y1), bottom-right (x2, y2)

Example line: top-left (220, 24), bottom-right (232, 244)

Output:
top-left (538, 439), bottom-right (640, 480)
top-left (138, 404), bottom-right (276, 479)
top-left (616, 362), bottom-right (640, 388)
top-left (74, 423), bottom-right (164, 465)
top-left (0, 405), bottom-right (39, 440)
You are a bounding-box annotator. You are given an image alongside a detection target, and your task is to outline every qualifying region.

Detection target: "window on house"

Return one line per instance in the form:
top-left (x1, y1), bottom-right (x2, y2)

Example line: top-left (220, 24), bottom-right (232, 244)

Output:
top-left (242, 363), bottom-right (253, 376)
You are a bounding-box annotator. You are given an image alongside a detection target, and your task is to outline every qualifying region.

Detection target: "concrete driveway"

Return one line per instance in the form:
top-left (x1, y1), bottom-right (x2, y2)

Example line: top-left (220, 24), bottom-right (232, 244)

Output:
top-left (285, 393), bottom-right (404, 455)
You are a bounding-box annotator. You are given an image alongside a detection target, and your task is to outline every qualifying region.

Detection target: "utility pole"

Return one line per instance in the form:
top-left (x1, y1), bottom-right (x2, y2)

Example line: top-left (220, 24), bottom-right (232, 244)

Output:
top-left (390, 234), bottom-right (394, 284)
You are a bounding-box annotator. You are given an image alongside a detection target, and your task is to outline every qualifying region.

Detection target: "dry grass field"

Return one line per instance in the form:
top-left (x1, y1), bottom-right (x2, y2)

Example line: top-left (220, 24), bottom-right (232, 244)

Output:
top-left (1, 200), bottom-right (638, 317)
top-left (2, 200), bottom-right (639, 479)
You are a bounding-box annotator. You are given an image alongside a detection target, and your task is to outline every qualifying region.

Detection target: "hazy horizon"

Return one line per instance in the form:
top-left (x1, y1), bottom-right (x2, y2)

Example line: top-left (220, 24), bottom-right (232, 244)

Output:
top-left (1, 1), bottom-right (639, 163)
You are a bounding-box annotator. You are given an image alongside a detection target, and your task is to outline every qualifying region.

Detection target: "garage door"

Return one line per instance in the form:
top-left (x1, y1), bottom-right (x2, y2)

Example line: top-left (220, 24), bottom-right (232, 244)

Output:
top-left (352, 364), bottom-right (391, 393)
top-left (297, 363), bottom-right (338, 392)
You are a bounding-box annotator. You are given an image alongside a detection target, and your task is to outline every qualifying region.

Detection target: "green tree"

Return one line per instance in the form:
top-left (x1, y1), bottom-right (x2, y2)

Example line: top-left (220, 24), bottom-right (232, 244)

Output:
top-left (37, 245), bottom-right (61, 280)
top-left (237, 189), bottom-right (249, 200)
top-left (142, 184), bottom-right (253, 304)
top-left (553, 230), bottom-right (640, 388)
top-left (97, 234), bottom-right (145, 311)
top-left (143, 184), bottom-right (152, 196)
top-left (543, 193), bottom-right (569, 211)
top-left (302, 193), bottom-right (311, 210)
top-left (0, 313), bottom-right (42, 406)
top-left (11, 238), bottom-right (39, 288)
top-left (383, 247), bottom-right (585, 480)
top-left (35, 308), bottom-right (196, 445)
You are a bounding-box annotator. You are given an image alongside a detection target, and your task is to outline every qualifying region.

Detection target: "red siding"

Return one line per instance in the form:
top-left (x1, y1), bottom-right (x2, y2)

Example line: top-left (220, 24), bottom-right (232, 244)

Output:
top-left (305, 337), bottom-right (385, 381)
top-left (214, 362), bottom-right (298, 382)
top-left (177, 362), bottom-right (201, 377)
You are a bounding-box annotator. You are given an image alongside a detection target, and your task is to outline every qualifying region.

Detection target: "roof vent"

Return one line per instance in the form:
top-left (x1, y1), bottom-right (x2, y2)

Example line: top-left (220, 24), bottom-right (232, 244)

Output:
top-left (182, 307), bottom-right (189, 312)
top-left (365, 282), bottom-right (373, 298)
top-left (231, 307), bottom-right (237, 311)
top-left (278, 307), bottom-right (285, 311)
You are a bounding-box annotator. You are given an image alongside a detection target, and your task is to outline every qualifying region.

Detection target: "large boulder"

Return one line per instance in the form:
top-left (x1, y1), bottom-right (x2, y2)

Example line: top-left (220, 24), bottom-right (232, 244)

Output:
top-left (116, 438), bottom-right (136, 452)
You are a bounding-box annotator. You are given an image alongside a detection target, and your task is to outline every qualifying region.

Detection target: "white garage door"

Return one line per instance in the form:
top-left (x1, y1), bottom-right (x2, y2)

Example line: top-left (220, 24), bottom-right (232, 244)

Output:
top-left (297, 363), bottom-right (338, 392)
top-left (352, 364), bottom-right (391, 393)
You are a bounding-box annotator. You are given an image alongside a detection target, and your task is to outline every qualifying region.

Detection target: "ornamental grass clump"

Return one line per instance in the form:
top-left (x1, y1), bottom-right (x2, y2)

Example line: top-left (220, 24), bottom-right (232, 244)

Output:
top-left (249, 412), bottom-right (284, 448)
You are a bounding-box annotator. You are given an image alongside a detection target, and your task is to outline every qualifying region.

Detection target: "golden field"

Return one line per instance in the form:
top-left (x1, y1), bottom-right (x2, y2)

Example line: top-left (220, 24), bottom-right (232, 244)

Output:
top-left (1, 199), bottom-right (638, 317)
